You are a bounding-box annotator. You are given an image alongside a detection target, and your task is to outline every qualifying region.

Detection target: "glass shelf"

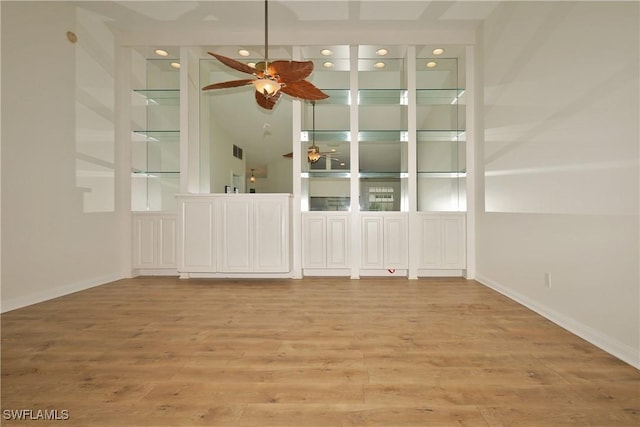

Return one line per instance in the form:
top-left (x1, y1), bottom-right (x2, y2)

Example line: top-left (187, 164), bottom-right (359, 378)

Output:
top-left (359, 89), bottom-right (408, 105)
top-left (359, 130), bottom-right (408, 142)
top-left (315, 89), bottom-right (350, 105)
top-left (132, 171), bottom-right (180, 176)
top-left (303, 171), bottom-right (351, 178)
top-left (417, 130), bottom-right (465, 141)
top-left (417, 172), bottom-right (467, 177)
top-left (301, 130), bottom-right (350, 142)
top-left (417, 89), bottom-right (465, 105)
top-left (132, 130), bottom-right (180, 142)
top-left (133, 89), bottom-right (180, 105)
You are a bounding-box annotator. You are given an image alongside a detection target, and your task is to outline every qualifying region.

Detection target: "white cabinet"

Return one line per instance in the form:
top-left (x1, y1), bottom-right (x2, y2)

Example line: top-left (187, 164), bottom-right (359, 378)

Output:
top-left (176, 194), bottom-right (291, 277)
top-left (302, 213), bottom-right (350, 271)
top-left (417, 213), bottom-right (466, 270)
top-left (361, 213), bottom-right (408, 270)
top-left (178, 198), bottom-right (216, 273)
top-left (218, 197), bottom-right (290, 273)
top-left (132, 212), bottom-right (176, 271)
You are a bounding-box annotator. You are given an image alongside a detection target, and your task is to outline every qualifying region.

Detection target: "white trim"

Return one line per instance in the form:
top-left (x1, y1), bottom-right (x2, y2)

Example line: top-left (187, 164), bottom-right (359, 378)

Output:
top-left (476, 274), bottom-right (640, 369)
top-left (1, 273), bottom-right (124, 313)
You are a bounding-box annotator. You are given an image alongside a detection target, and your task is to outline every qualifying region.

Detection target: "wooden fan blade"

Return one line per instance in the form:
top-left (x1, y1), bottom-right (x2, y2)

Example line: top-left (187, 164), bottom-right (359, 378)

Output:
top-left (268, 60), bottom-right (314, 83)
top-left (208, 52), bottom-right (260, 76)
top-left (255, 90), bottom-right (282, 110)
top-left (202, 79), bottom-right (254, 91)
top-left (280, 80), bottom-right (330, 100)
top-left (282, 152), bottom-right (293, 158)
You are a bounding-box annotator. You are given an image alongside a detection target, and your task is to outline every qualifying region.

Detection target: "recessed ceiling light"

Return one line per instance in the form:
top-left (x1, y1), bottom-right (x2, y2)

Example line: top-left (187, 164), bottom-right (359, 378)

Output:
top-left (432, 48), bottom-right (445, 55)
top-left (154, 49), bottom-right (169, 57)
top-left (376, 48), bottom-right (388, 56)
top-left (171, 62), bottom-right (181, 69)
top-left (320, 49), bottom-right (333, 56)
top-left (247, 62), bottom-right (257, 68)
top-left (374, 62), bottom-right (386, 69)
top-left (426, 61), bottom-right (437, 68)
top-left (330, 148), bottom-right (337, 152)
top-left (323, 61), bottom-right (334, 68)
top-left (238, 49), bottom-right (250, 57)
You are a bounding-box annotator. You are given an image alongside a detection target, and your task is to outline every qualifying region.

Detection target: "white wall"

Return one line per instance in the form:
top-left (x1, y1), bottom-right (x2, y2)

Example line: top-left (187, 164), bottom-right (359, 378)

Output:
top-left (476, 1), bottom-right (639, 367)
top-left (1, 2), bottom-right (127, 311)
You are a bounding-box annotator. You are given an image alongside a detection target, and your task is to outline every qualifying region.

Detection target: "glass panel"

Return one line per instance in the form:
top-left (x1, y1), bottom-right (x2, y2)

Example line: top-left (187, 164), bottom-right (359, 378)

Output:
top-left (302, 175), bottom-right (351, 211)
top-left (301, 46), bottom-right (351, 211)
top-left (131, 172), bottom-right (180, 211)
top-left (358, 50), bottom-right (407, 211)
top-left (131, 52), bottom-right (180, 212)
top-left (416, 56), bottom-right (465, 212)
top-left (199, 48), bottom-right (294, 194)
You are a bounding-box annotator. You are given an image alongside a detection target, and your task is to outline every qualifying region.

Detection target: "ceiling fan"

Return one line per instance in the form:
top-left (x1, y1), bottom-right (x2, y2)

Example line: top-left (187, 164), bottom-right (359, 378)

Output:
top-left (283, 101), bottom-right (343, 164)
top-left (202, 0), bottom-right (329, 110)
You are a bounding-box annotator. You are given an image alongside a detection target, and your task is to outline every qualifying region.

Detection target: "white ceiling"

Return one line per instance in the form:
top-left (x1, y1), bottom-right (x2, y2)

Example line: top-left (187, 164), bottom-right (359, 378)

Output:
top-left (78, 1), bottom-right (496, 173)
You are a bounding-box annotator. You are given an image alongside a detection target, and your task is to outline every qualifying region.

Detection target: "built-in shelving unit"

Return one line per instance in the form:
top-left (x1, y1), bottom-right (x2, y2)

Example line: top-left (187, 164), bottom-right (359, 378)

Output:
top-left (131, 56), bottom-right (180, 212)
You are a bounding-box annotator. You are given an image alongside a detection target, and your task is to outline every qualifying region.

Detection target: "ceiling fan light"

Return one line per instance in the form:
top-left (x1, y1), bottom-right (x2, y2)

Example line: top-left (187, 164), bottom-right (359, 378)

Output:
top-left (253, 78), bottom-right (281, 96)
top-left (307, 146), bottom-right (321, 163)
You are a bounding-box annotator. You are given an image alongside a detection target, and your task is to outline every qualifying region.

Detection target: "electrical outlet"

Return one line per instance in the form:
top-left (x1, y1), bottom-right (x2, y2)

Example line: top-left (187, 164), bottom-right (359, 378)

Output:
top-left (544, 272), bottom-right (552, 288)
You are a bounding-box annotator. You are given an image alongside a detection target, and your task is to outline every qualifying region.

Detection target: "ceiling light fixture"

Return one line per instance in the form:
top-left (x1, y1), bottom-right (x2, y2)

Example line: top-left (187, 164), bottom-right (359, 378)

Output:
top-left (432, 48), bottom-right (445, 55)
top-left (307, 101), bottom-right (321, 163)
top-left (376, 48), bottom-right (388, 56)
top-left (238, 49), bottom-right (250, 57)
top-left (250, 169), bottom-right (256, 183)
top-left (171, 62), bottom-right (181, 69)
top-left (426, 61), bottom-right (437, 68)
top-left (202, 0), bottom-right (329, 110)
top-left (323, 61), bottom-right (334, 68)
top-left (320, 49), bottom-right (333, 56)
top-left (374, 62), bottom-right (386, 69)
top-left (154, 49), bottom-right (169, 57)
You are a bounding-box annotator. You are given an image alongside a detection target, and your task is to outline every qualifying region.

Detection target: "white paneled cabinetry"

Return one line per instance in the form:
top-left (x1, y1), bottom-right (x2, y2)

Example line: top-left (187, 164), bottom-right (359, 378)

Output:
top-left (361, 213), bottom-right (408, 272)
top-left (417, 213), bottom-right (466, 272)
top-left (177, 194), bottom-right (291, 278)
top-left (302, 213), bottom-right (350, 273)
top-left (132, 212), bottom-right (177, 273)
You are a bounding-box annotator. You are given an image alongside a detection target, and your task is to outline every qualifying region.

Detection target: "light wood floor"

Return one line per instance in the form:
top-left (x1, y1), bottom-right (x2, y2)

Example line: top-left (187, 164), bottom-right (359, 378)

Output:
top-left (2, 277), bottom-right (639, 426)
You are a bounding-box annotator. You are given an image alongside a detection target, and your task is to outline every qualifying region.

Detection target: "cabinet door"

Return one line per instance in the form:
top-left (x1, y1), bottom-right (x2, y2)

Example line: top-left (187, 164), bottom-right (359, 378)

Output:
top-left (303, 215), bottom-right (327, 269)
top-left (132, 215), bottom-right (156, 268)
top-left (217, 198), bottom-right (252, 272)
top-left (361, 216), bottom-right (384, 269)
top-left (254, 198), bottom-right (289, 272)
top-left (417, 215), bottom-right (441, 269)
top-left (180, 200), bottom-right (215, 272)
top-left (384, 216), bottom-right (408, 269)
top-left (442, 215), bottom-right (465, 269)
top-left (326, 215), bottom-right (350, 268)
top-left (158, 216), bottom-right (176, 268)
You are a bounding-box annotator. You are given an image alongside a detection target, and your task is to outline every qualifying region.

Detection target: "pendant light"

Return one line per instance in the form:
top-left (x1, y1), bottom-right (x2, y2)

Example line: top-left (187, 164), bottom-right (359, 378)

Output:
top-left (307, 101), bottom-right (321, 163)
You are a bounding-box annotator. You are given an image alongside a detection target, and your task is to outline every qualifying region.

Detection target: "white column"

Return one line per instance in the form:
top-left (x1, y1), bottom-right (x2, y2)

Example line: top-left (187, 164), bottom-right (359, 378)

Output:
top-left (464, 45), bottom-right (476, 280)
top-left (291, 46), bottom-right (303, 279)
top-left (349, 45), bottom-right (360, 279)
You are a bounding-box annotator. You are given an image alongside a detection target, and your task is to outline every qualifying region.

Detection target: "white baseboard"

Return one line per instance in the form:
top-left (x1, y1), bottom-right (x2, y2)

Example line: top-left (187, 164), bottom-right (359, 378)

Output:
top-left (1, 273), bottom-right (124, 313)
top-left (475, 274), bottom-right (640, 370)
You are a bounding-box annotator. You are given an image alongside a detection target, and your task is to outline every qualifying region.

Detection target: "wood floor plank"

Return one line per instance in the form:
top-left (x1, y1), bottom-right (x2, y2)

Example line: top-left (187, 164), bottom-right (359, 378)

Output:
top-left (1, 276), bottom-right (638, 426)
